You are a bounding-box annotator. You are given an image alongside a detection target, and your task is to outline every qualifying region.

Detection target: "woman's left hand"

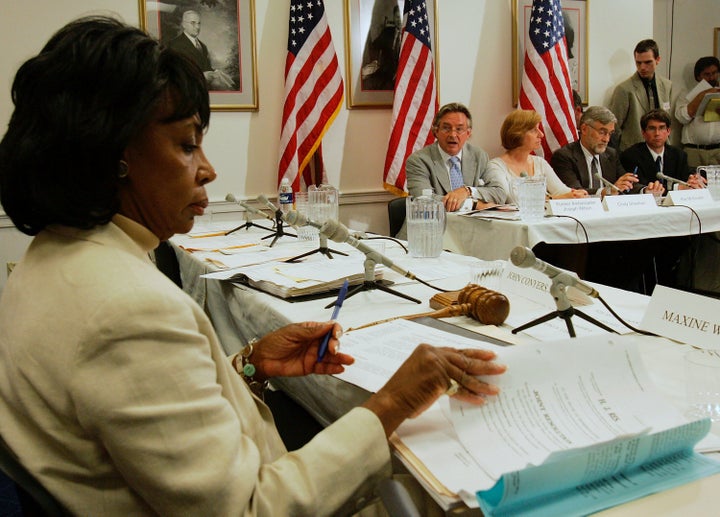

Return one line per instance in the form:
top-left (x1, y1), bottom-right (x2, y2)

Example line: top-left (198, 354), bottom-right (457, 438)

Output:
top-left (249, 322), bottom-right (354, 380)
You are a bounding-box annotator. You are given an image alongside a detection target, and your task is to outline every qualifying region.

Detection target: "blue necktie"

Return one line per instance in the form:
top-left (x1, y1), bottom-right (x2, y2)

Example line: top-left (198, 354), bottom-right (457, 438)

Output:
top-left (449, 156), bottom-right (463, 191)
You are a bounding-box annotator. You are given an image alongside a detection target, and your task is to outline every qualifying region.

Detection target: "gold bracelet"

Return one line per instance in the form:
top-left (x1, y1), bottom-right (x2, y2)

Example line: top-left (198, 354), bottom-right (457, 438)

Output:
top-left (234, 339), bottom-right (269, 398)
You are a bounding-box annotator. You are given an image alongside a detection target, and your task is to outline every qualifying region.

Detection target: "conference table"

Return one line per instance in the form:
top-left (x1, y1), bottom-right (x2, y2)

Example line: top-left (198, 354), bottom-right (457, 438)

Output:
top-left (170, 219), bottom-right (720, 516)
top-left (444, 203), bottom-right (720, 261)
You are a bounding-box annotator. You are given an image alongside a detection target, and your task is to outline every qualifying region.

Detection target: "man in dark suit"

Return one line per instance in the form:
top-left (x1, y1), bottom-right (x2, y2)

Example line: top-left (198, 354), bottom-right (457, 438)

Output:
top-left (620, 109), bottom-right (699, 190)
top-left (167, 10), bottom-right (212, 71)
top-left (551, 106), bottom-right (665, 196)
top-left (550, 106), bottom-right (664, 293)
top-left (167, 10), bottom-right (234, 90)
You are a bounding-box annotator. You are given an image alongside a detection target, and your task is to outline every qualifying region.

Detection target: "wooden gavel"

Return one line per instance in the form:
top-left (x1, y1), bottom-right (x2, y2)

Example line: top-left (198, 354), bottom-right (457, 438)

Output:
top-left (348, 284), bottom-right (510, 331)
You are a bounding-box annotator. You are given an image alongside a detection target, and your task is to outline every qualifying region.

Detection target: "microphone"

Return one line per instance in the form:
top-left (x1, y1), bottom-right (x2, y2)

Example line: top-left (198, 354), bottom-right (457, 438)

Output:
top-left (594, 173), bottom-right (623, 193)
top-left (257, 194), bottom-right (280, 213)
top-left (656, 171), bottom-right (690, 188)
top-left (225, 193), bottom-right (275, 221)
top-left (519, 171), bottom-right (528, 178)
top-left (510, 246), bottom-right (599, 298)
top-left (320, 219), bottom-right (417, 280)
top-left (283, 210), bottom-right (322, 229)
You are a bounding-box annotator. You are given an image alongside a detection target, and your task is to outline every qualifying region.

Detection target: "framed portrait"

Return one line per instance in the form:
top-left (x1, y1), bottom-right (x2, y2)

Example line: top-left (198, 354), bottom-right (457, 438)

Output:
top-left (344, 0), bottom-right (439, 109)
top-left (139, 0), bottom-right (258, 111)
top-left (715, 28), bottom-right (720, 59)
top-left (512, 0), bottom-right (588, 107)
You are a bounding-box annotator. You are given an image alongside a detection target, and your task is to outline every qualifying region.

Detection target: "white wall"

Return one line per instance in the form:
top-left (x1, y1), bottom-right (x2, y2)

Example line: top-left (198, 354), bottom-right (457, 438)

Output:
top-left (6, 0), bottom-right (705, 294)
top-left (654, 0), bottom-right (720, 91)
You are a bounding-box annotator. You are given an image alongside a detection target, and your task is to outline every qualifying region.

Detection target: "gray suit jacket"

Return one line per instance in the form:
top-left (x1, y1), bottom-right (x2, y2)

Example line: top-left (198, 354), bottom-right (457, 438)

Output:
top-left (0, 216), bottom-right (389, 516)
top-left (405, 142), bottom-right (507, 204)
top-left (608, 73), bottom-right (677, 151)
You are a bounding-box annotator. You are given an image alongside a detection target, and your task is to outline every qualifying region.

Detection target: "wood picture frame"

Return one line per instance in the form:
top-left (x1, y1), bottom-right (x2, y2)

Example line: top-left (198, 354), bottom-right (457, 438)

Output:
top-left (139, 0), bottom-right (258, 111)
top-left (715, 27), bottom-right (720, 59)
top-left (343, 0), bottom-right (438, 109)
top-left (512, 0), bottom-right (588, 107)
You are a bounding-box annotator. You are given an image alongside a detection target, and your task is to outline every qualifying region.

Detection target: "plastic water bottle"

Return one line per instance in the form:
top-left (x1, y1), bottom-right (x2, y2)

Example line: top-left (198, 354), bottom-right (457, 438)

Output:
top-left (278, 178), bottom-right (293, 214)
top-left (406, 189), bottom-right (445, 258)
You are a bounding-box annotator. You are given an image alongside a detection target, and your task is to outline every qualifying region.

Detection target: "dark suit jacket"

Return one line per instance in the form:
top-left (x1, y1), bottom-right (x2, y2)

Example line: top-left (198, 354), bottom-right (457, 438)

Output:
top-left (619, 142), bottom-right (691, 188)
top-left (550, 141), bottom-right (636, 192)
top-left (167, 33), bottom-right (212, 72)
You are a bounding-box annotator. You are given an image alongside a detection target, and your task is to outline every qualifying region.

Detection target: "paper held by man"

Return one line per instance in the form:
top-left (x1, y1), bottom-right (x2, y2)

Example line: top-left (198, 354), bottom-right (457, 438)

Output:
top-left (336, 320), bottom-right (720, 515)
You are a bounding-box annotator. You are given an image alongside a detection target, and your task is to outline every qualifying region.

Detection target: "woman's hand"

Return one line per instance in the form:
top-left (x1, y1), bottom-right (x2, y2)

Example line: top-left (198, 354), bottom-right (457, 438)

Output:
top-left (553, 189), bottom-right (588, 199)
top-left (363, 344), bottom-right (507, 437)
top-left (249, 322), bottom-right (354, 381)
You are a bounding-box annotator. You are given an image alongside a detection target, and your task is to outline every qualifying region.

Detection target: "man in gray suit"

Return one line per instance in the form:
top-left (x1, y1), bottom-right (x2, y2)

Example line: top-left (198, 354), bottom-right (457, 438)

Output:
top-left (406, 102), bottom-right (506, 212)
top-left (608, 39), bottom-right (676, 151)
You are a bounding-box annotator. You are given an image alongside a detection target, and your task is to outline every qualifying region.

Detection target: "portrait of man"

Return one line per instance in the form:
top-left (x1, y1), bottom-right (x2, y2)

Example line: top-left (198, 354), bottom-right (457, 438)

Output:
top-left (162, 5), bottom-right (240, 92)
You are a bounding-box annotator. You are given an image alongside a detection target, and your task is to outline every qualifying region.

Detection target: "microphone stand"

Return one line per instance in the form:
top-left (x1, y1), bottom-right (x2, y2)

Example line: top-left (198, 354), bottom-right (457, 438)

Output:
top-left (325, 248), bottom-right (420, 309)
top-left (511, 271), bottom-right (617, 338)
top-left (261, 209), bottom-right (297, 247)
top-left (225, 210), bottom-right (274, 235)
top-left (284, 233), bottom-right (348, 262)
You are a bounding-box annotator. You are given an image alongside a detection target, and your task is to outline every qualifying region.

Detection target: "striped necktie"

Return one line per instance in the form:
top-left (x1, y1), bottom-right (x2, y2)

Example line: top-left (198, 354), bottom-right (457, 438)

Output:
top-left (590, 156), bottom-right (599, 190)
top-left (449, 156), bottom-right (463, 191)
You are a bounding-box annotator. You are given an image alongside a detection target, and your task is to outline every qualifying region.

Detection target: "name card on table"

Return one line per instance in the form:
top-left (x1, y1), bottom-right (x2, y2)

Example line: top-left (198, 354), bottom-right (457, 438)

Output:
top-left (547, 197), bottom-right (605, 217)
top-left (662, 189), bottom-right (715, 207)
top-left (602, 193), bottom-right (659, 213)
top-left (640, 285), bottom-right (720, 349)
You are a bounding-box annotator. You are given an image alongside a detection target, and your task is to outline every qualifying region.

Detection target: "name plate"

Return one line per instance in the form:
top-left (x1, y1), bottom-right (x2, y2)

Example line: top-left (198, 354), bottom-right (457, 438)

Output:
top-left (640, 285), bottom-right (720, 349)
top-left (662, 188), bottom-right (714, 206)
top-left (602, 193), bottom-right (659, 213)
top-left (547, 197), bottom-right (605, 217)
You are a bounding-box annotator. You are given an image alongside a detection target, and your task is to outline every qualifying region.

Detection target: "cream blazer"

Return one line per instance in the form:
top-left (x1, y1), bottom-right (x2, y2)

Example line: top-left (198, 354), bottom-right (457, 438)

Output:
top-left (0, 215), bottom-right (389, 516)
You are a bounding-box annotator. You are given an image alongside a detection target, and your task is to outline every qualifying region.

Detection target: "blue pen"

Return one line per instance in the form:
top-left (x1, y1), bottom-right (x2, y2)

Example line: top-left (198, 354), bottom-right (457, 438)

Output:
top-left (318, 279), bottom-right (349, 362)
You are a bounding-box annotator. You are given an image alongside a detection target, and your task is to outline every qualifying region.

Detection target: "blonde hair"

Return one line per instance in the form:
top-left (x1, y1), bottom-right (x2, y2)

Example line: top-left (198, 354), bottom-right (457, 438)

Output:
top-left (500, 110), bottom-right (541, 150)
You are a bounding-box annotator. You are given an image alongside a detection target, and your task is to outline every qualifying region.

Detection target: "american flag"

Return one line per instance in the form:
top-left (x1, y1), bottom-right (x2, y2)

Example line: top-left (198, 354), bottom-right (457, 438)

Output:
top-left (278, 0), bottom-right (343, 191)
top-left (519, 0), bottom-right (576, 157)
top-left (382, 0), bottom-right (438, 195)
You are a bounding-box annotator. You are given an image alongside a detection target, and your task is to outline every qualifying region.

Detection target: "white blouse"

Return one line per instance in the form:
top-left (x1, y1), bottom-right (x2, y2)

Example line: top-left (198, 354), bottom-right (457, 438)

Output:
top-left (488, 155), bottom-right (572, 205)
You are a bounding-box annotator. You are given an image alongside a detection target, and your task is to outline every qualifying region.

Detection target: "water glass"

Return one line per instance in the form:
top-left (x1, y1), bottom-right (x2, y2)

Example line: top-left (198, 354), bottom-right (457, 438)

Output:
top-left (517, 176), bottom-right (546, 222)
top-left (471, 260), bottom-right (506, 291)
top-left (684, 348), bottom-right (720, 421)
top-left (294, 192), bottom-right (318, 241)
top-left (698, 165), bottom-right (720, 201)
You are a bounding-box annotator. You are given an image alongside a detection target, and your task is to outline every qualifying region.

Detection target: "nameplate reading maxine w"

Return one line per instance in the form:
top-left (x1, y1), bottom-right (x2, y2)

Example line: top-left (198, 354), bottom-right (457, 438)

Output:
top-left (640, 285), bottom-right (720, 349)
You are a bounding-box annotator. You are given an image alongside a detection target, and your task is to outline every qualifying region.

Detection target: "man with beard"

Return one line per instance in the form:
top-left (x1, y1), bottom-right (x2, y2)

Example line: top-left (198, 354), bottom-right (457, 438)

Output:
top-left (675, 56), bottom-right (720, 168)
top-left (551, 107), bottom-right (658, 293)
top-left (551, 106), bottom-right (642, 195)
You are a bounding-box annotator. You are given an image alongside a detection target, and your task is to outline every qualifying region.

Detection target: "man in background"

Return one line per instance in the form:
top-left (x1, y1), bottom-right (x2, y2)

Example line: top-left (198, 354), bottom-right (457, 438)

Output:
top-left (405, 102), bottom-right (506, 213)
top-left (167, 10), bottom-right (234, 90)
top-left (608, 39), bottom-right (676, 151)
top-left (675, 56), bottom-right (720, 168)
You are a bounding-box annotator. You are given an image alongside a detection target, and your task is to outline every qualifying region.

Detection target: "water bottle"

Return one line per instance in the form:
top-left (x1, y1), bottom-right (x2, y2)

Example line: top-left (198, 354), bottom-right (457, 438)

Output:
top-left (406, 189), bottom-right (445, 258)
top-left (278, 178), bottom-right (293, 214)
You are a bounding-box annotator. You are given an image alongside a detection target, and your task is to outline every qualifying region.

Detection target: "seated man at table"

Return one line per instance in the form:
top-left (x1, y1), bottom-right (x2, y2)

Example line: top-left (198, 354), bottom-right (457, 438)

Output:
top-left (551, 106), bottom-right (664, 196)
top-left (620, 109), bottom-right (699, 192)
top-left (405, 102), bottom-right (507, 213)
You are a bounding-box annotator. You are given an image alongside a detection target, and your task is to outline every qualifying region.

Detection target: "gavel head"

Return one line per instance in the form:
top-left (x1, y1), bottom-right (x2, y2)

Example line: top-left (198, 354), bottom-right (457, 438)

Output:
top-left (458, 284), bottom-right (510, 326)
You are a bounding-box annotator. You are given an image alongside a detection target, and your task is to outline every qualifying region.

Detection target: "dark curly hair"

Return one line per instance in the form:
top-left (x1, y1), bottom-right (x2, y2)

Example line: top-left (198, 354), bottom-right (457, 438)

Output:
top-left (0, 16), bottom-right (210, 235)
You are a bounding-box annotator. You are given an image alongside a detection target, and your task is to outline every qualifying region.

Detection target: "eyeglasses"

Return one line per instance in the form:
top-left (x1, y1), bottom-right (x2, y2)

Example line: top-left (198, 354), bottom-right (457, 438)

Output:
top-left (587, 124), bottom-right (614, 138)
top-left (437, 125), bottom-right (470, 136)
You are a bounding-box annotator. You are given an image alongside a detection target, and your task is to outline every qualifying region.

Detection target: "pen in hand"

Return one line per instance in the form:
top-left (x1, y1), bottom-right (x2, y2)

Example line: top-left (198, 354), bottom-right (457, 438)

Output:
top-left (317, 279), bottom-right (349, 362)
